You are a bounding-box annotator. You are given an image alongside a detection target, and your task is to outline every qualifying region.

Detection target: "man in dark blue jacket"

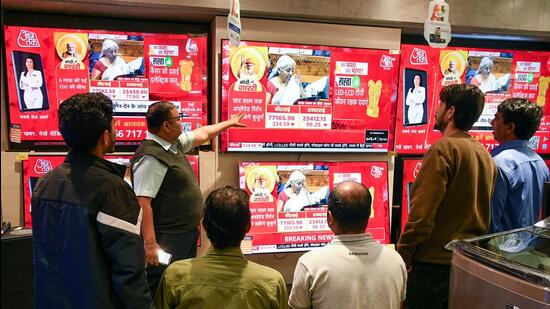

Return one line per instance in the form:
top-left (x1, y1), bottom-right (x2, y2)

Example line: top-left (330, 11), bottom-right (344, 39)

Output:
top-left (31, 92), bottom-right (152, 308)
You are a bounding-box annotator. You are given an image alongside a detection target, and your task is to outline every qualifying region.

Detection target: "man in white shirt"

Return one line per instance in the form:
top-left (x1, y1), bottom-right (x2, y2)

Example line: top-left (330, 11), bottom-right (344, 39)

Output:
top-left (289, 181), bottom-right (407, 309)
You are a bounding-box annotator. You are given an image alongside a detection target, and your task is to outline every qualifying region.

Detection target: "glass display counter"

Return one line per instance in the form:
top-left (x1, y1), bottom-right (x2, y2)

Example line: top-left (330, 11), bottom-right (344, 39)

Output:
top-left (447, 218), bottom-right (549, 308)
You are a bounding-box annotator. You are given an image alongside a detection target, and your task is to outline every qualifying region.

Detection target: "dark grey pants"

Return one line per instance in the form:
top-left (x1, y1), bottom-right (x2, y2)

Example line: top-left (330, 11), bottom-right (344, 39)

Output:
top-left (405, 262), bottom-right (451, 309)
top-left (146, 228), bottom-right (199, 298)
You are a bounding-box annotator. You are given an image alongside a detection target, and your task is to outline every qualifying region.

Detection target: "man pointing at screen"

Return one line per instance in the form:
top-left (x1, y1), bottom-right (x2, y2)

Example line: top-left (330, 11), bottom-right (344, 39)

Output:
top-left (131, 101), bottom-right (245, 297)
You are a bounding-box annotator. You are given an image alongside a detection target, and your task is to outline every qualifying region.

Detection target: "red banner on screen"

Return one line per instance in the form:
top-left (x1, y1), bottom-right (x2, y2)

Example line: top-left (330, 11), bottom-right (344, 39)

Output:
top-left (394, 44), bottom-right (550, 155)
top-left (239, 161), bottom-right (390, 254)
top-left (221, 40), bottom-right (399, 152)
top-left (4, 26), bottom-right (207, 147)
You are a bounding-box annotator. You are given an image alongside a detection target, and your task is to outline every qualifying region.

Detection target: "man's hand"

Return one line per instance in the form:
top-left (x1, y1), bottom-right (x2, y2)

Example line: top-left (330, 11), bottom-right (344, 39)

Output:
top-left (144, 242), bottom-right (160, 266)
top-left (229, 112), bottom-right (247, 128)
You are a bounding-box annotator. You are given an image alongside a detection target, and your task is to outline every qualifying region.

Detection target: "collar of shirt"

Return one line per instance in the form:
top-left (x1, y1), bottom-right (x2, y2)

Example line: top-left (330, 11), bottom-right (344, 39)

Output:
top-left (491, 140), bottom-right (528, 157)
top-left (330, 233), bottom-right (374, 245)
top-left (146, 131), bottom-right (178, 153)
top-left (207, 246), bottom-right (245, 258)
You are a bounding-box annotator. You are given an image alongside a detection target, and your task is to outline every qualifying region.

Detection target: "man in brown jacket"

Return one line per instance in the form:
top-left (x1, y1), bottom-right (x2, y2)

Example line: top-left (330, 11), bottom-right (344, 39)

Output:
top-left (397, 84), bottom-right (497, 309)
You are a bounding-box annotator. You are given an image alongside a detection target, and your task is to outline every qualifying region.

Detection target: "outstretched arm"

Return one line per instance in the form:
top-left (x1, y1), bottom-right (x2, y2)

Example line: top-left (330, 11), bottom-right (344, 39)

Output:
top-left (191, 112), bottom-right (246, 147)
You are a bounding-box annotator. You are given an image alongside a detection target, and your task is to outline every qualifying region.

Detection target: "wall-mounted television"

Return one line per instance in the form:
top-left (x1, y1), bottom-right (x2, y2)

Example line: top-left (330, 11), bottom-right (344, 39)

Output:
top-left (239, 161), bottom-right (390, 254)
top-left (394, 44), bottom-right (550, 154)
top-left (22, 154), bottom-right (199, 227)
top-left (4, 25), bottom-right (207, 150)
top-left (221, 40), bottom-right (400, 152)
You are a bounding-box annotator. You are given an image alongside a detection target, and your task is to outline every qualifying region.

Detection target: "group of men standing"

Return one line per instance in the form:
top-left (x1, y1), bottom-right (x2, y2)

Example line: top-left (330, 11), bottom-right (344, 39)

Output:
top-left (30, 82), bottom-right (548, 309)
top-left (398, 84), bottom-right (548, 308)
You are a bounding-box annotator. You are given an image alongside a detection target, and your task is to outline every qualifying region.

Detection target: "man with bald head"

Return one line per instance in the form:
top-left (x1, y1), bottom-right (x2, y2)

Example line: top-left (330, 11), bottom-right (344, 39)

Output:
top-left (289, 181), bottom-right (407, 309)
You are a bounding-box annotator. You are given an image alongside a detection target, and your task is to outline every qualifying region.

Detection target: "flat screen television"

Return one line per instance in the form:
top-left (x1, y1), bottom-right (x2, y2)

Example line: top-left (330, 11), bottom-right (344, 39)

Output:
top-left (394, 44), bottom-right (550, 154)
top-left (239, 161), bottom-right (390, 254)
top-left (4, 25), bottom-right (208, 150)
top-left (221, 40), bottom-right (400, 152)
top-left (399, 158), bottom-right (423, 232)
top-left (22, 154), bottom-right (199, 227)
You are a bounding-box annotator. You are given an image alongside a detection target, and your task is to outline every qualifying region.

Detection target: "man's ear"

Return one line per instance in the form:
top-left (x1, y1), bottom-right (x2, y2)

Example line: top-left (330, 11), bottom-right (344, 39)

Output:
top-left (160, 120), bottom-right (170, 132)
top-left (446, 105), bottom-right (455, 120)
top-left (101, 130), bottom-right (110, 147)
top-left (327, 210), bottom-right (335, 227)
top-left (507, 122), bottom-right (516, 136)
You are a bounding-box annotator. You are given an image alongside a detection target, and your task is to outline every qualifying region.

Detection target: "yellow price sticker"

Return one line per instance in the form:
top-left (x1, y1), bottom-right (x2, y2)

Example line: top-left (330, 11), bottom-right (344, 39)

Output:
top-left (16, 152), bottom-right (29, 161)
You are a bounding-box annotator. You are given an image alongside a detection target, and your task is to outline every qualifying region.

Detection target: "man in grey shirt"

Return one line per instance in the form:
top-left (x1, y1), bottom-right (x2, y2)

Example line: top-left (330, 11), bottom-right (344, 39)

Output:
top-left (132, 101), bottom-right (245, 296)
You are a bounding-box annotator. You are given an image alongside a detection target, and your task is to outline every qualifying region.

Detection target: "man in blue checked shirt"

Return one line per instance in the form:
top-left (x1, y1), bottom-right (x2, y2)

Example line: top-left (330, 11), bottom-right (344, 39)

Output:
top-left (489, 98), bottom-right (549, 233)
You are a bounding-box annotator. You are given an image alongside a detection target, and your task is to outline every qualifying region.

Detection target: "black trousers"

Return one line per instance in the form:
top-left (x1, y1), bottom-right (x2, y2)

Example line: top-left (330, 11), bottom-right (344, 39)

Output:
top-left (146, 228), bottom-right (199, 298)
top-left (405, 262), bottom-right (451, 309)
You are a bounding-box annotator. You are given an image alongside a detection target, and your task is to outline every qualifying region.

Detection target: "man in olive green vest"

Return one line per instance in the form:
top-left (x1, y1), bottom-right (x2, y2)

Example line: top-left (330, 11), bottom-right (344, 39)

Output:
top-left (131, 101), bottom-right (245, 296)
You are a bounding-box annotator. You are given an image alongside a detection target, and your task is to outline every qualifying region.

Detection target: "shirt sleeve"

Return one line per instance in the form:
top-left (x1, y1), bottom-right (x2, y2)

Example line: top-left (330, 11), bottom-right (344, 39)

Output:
top-left (489, 167), bottom-right (510, 233)
top-left (288, 259), bottom-right (312, 309)
top-left (178, 131), bottom-right (195, 153)
top-left (266, 80), bottom-right (278, 96)
top-left (132, 155), bottom-right (168, 198)
top-left (397, 143), bottom-right (450, 265)
top-left (32, 71), bottom-right (43, 88)
top-left (419, 87), bottom-right (426, 103)
top-left (405, 89), bottom-right (412, 106)
top-left (273, 274), bottom-right (289, 309)
top-left (93, 59), bottom-right (107, 74)
top-left (278, 190), bottom-right (289, 203)
top-left (154, 269), bottom-right (176, 309)
top-left (19, 72), bottom-right (25, 90)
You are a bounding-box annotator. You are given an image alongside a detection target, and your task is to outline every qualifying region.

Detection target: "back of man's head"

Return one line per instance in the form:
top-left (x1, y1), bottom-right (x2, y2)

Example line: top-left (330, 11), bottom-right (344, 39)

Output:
top-left (498, 98), bottom-right (542, 140)
top-left (440, 84), bottom-right (485, 131)
top-left (328, 181), bottom-right (372, 234)
top-left (203, 187), bottom-right (251, 250)
top-left (58, 92), bottom-right (113, 153)
top-left (146, 101), bottom-right (176, 133)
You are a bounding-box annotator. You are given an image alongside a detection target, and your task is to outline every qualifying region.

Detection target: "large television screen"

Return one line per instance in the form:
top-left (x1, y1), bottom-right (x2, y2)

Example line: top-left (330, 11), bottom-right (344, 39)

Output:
top-left (394, 44), bottom-right (550, 154)
top-left (4, 26), bottom-right (207, 149)
top-left (221, 40), bottom-right (400, 152)
top-left (22, 154), bottom-right (199, 227)
top-left (239, 161), bottom-right (390, 254)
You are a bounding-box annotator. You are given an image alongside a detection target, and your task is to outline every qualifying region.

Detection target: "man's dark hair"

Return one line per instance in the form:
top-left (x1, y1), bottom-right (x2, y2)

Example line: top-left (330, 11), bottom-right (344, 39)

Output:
top-left (440, 84), bottom-right (485, 131)
top-left (146, 101), bottom-right (176, 132)
top-left (58, 92), bottom-right (113, 153)
top-left (203, 187), bottom-right (251, 250)
top-left (328, 182), bottom-right (372, 232)
top-left (497, 98), bottom-right (542, 140)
